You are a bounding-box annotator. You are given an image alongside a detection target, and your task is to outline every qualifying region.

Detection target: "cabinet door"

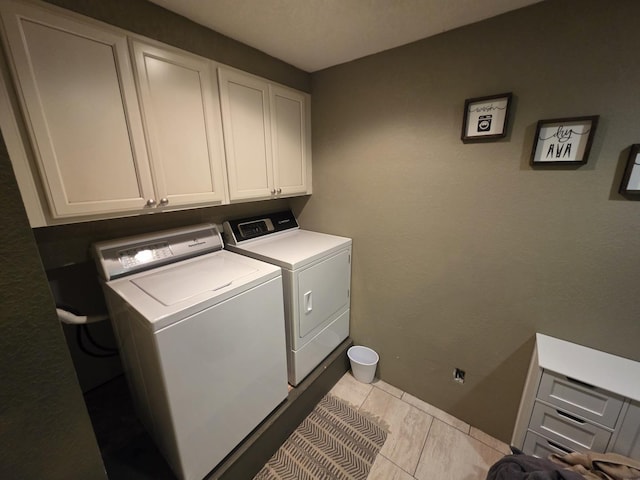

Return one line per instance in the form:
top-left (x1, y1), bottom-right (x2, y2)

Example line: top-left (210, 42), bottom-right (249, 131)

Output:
top-left (270, 84), bottom-right (311, 196)
top-left (218, 67), bottom-right (274, 200)
top-left (611, 401), bottom-right (640, 460)
top-left (130, 41), bottom-right (227, 208)
top-left (0, 1), bottom-right (154, 217)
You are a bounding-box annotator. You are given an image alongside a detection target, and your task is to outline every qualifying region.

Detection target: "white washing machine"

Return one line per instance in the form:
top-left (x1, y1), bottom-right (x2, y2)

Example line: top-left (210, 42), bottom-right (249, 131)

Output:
top-left (93, 224), bottom-right (288, 480)
top-left (223, 210), bottom-right (351, 386)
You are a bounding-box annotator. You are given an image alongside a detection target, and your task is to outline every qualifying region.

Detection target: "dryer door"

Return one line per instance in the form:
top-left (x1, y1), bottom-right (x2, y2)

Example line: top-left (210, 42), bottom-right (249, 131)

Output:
top-left (297, 248), bottom-right (351, 340)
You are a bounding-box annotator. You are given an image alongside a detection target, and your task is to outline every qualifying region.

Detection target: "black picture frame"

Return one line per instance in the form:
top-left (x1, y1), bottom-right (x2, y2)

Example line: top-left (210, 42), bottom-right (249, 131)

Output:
top-left (461, 92), bottom-right (512, 143)
top-left (530, 115), bottom-right (599, 165)
top-left (619, 144), bottom-right (640, 195)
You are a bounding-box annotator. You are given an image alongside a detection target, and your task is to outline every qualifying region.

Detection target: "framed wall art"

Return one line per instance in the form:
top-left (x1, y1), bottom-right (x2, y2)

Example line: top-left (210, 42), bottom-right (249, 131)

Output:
top-left (461, 92), bottom-right (512, 143)
top-left (619, 144), bottom-right (640, 194)
top-left (530, 115), bottom-right (599, 165)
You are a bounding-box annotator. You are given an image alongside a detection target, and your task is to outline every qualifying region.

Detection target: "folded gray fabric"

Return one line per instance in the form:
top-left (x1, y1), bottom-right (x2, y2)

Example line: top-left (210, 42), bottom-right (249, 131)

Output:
top-left (486, 454), bottom-right (586, 480)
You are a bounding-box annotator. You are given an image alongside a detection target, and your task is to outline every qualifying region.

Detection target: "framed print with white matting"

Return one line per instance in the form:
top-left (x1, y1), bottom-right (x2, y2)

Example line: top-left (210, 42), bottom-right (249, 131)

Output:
top-left (530, 115), bottom-right (599, 165)
top-left (461, 92), bottom-right (512, 143)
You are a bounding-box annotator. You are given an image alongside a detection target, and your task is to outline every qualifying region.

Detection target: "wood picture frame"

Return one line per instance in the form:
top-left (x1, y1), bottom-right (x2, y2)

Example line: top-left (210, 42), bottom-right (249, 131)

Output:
top-left (530, 115), bottom-right (599, 165)
top-left (619, 144), bottom-right (640, 195)
top-left (461, 92), bottom-right (512, 143)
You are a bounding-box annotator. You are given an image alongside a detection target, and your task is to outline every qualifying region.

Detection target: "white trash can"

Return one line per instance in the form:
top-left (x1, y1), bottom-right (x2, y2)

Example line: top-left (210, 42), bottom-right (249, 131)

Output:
top-left (347, 346), bottom-right (379, 383)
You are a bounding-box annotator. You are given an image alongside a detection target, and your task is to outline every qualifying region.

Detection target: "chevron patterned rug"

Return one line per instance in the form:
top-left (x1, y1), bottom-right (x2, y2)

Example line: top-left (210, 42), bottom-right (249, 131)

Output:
top-left (254, 394), bottom-right (388, 480)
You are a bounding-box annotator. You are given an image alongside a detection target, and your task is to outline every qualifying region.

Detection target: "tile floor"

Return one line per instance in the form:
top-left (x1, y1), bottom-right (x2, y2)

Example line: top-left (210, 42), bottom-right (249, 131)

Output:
top-left (88, 372), bottom-right (511, 479)
top-left (329, 372), bottom-right (511, 480)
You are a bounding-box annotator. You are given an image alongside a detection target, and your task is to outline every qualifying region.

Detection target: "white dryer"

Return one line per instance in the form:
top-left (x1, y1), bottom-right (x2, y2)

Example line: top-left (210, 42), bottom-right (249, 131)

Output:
top-left (93, 224), bottom-right (288, 480)
top-left (223, 210), bottom-right (352, 386)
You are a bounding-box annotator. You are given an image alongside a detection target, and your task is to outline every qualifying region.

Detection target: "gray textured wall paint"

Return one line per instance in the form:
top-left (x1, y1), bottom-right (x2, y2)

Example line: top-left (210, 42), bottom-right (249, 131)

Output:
top-left (0, 132), bottom-right (106, 478)
top-left (292, 0), bottom-right (640, 441)
top-left (35, 199), bottom-right (292, 270)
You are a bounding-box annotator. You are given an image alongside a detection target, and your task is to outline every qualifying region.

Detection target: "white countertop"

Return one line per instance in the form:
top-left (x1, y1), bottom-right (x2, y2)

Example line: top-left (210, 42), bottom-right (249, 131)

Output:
top-left (537, 333), bottom-right (640, 402)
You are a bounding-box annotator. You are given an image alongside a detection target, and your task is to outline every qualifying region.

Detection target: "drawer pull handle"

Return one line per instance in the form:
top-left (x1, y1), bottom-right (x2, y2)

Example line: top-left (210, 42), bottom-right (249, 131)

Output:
top-left (547, 439), bottom-right (573, 454)
top-left (556, 409), bottom-right (586, 424)
top-left (566, 376), bottom-right (596, 390)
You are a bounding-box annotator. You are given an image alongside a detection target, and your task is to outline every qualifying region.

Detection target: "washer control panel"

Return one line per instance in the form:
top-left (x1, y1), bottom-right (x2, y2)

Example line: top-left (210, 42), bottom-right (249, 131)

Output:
top-left (93, 224), bottom-right (223, 280)
top-left (118, 242), bottom-right (173, 269)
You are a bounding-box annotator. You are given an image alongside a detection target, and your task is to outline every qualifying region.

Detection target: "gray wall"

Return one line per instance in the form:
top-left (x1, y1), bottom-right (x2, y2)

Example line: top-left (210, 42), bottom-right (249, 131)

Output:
top-left (294, 0), bottom-right (640, 442)
top-left (0, 131), bottom-right (106, 478)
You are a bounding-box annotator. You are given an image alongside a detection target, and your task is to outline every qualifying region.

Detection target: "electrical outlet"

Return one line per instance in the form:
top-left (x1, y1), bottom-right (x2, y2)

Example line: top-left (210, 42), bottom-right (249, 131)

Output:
top-left (453, 368), bottom-right (465, 384)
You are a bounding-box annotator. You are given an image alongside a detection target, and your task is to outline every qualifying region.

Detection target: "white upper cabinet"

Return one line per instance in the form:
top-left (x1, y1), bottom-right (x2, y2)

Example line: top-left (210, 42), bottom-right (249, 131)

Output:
top-left (129, 40), bottom-right (227, 208)
top-left (270, 84), bottom-right (311, 197)
top-left (218, 67), bottom-right (311, 202)
top-left (0, 0), bottom-right (155, 218)
top-left (218, 67), bottom-right (273, 200)
top-left (0, 1), bottom-right (311, 225)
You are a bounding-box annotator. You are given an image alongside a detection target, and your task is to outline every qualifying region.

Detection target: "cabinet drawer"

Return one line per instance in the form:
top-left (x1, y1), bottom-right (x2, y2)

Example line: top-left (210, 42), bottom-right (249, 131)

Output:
top-left (530, 401), bottom-right (612, 452)
top-left (538, 371), bottom-right (624, 428)
top-left (523, 430), bottom-right (574, 458)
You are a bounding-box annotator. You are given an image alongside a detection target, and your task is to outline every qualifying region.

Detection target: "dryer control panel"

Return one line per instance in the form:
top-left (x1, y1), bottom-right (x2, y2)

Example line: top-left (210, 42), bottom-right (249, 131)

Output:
top-left (224, 210), bottom-right (299, 245)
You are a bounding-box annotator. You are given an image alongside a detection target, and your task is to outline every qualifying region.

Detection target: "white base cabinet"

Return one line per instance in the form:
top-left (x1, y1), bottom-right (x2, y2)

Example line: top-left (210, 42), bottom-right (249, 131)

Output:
top-left (613, 401), bottom-right (640, 459)
top-left (513, 334), bottom-right (640, 461)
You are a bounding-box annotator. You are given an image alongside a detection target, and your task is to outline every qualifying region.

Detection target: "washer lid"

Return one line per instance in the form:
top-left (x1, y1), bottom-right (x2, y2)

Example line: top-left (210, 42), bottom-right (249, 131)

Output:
top-left (105, 250), bottom-right (281, 331)
top-left (132, 255), bottom-right (257, 306)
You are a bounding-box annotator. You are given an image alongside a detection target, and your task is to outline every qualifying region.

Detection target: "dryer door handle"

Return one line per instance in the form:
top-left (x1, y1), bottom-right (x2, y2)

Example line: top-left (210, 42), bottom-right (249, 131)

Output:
top-left (304, 291), bottom-right (313, 313)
